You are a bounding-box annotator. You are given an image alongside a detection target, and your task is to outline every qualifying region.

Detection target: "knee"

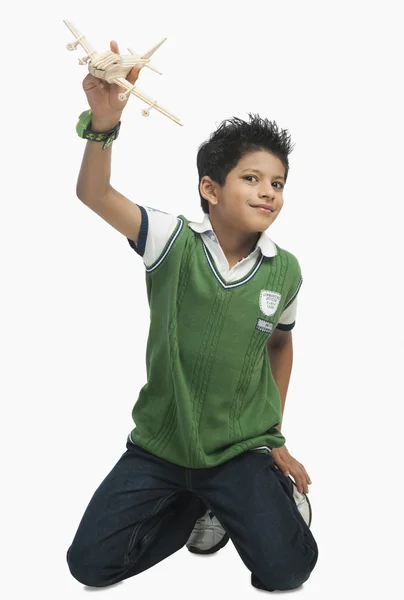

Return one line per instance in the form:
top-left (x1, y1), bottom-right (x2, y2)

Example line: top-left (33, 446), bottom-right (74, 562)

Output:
top-left (252, 569), bottom-right (310, 592)
top-left (66, 544), bottom-right (110, 588)
top-left (254, 539), bottom-right (319, 591)
top-left (274, 567), bottom-right (312, 591)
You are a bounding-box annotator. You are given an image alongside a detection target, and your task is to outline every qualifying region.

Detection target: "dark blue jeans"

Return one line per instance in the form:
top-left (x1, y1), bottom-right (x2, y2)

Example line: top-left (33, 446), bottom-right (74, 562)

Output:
top-left (67, 439), bottom-right (318, 592)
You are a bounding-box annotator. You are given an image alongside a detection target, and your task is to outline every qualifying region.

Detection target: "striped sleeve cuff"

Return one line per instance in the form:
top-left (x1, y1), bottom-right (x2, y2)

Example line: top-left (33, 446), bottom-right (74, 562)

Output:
top-left (276, 321), bottom-right (295, 331)
top-left (127, 205), bottom-right (149, 257)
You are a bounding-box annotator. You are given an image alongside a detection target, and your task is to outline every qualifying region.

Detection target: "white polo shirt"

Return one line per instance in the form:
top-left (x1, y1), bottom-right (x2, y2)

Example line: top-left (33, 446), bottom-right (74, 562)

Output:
top-left (129, 206), bottom-right (299, 330)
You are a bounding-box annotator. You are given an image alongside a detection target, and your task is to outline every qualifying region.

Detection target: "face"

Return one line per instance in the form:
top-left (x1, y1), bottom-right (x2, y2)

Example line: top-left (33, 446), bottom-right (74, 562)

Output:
top-left (200, 150), bottom-right (285, 233)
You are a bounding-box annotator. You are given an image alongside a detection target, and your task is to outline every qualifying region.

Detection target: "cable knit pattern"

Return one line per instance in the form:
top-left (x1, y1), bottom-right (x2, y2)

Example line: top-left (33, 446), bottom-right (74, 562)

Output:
top-left (129, 215), bottom-right (302, 468)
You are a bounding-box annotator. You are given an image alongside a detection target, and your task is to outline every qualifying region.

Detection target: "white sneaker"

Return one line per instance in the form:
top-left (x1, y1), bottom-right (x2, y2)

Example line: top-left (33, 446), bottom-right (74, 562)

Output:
top-left (186, 510), bottom-right (229, 554)
top-left (274, 462), bottom-right (312, 527)
top-left (291, 479), bottom-right (312, 527)
top-left (186, 482), bottom-right (312, 554)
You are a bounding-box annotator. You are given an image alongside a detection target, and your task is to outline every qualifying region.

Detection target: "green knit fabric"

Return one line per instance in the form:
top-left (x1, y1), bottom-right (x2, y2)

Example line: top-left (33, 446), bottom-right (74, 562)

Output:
top-left (129, 215), bottom-right (302, 468)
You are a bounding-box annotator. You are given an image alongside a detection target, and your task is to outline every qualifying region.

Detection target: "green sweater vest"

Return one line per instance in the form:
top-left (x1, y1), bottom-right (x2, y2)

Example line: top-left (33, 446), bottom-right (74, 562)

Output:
top-left (129, 215), bottom-right (302, 468)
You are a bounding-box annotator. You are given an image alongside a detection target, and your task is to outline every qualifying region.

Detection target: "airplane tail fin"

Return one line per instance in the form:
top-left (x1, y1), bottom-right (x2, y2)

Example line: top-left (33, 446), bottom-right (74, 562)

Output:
top-left (127, 38), bottom-right (167, 75)
top-left (141, 38), bottom-right (167, 59)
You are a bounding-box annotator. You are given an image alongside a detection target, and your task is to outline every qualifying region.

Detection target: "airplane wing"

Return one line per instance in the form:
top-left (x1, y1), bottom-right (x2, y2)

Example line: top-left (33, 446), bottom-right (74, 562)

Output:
top-left (63, 20), bottom-right (96, 57)
top-left (113, 77), bottom-right (183, 126)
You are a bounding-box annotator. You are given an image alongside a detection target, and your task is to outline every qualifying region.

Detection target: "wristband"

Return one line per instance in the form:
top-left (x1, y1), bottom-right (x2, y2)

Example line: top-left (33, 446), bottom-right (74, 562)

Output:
top-left (76, 109), bottom-right (121, 150)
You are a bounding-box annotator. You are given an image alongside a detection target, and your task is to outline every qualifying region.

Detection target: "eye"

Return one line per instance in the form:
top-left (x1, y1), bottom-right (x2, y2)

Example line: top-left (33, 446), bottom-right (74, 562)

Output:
top-left (244, 176), bottom-right (284, 189)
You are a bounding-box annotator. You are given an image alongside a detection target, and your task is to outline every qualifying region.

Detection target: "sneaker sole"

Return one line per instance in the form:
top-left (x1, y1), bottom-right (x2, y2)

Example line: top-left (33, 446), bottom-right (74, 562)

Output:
top-left (187, 532), bottom-right (230, 555)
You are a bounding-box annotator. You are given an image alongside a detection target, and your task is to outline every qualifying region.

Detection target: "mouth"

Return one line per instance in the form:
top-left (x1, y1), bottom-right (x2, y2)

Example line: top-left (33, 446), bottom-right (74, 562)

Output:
top-left (251, 204), bottom-right (274, 214)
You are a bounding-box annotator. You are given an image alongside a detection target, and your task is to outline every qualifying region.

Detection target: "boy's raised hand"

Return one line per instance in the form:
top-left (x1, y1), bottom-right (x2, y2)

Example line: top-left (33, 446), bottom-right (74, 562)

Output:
top-left (82, 40), bottom-right (143, 127)
top-left (271, 446), bottom-right (312, 494)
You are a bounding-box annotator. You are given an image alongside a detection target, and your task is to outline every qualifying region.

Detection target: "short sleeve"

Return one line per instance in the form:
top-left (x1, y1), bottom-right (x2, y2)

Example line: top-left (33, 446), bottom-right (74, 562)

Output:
top-left (276, 296), bottom-right (298, 331)
top-left (127, 206), bottom-right (179, 267)
top-left (275, 250), bottom-right (303, 331)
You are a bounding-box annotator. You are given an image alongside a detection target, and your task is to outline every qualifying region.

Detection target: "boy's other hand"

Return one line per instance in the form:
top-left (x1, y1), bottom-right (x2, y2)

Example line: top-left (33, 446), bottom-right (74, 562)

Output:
top-left (271, 445), bottom-right (312, 494)
top-left (82, 40), bottom-right (144, 129)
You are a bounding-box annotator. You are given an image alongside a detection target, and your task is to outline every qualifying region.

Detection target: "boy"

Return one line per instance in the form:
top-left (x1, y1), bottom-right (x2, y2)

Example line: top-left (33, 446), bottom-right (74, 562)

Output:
top-left (67, 41), bottom-right (319, 592)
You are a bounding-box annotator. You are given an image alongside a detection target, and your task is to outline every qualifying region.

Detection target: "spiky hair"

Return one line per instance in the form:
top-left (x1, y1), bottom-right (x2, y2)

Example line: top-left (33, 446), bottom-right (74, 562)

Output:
top-left (196, 113), bottom-right (295, 214)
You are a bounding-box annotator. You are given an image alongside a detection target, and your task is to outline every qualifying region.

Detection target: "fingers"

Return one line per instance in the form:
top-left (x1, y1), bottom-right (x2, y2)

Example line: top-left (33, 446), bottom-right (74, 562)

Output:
top-left (287, 466), bottom-right (311, 494)
top-left (127, 64), bottom-right (143, 85)
top-left (110, 40), bottom-right (119, 54)
top-left (273, 456), bottom-right (312, 494)
top-left (300, 464), bottom-right (312, 492)
top-left (275, 459), bottom-right (290, 478)
top-left (299, 470), bottom-right (311, 495)
top-left (298, 476), bottom-right (309, 495)
top-left (108, 40), bottom-right (143, 85)
top-left (303, 467), bottom-right (312, 485)
top-left (282, 466), bottom-right (290, 478)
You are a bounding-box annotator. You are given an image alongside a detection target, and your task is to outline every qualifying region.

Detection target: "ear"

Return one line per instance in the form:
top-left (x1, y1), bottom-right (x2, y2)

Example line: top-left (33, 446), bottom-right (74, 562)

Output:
top-left (200, 176), bottom-right (219, 208)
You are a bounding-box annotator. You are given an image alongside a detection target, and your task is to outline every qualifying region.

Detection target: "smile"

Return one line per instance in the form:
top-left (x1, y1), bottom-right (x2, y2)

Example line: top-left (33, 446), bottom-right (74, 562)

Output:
top-left (252, 206), bottom-right (273, 214)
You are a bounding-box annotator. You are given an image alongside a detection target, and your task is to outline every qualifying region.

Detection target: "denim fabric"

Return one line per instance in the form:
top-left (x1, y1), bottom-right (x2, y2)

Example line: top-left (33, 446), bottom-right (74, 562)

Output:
top-left (67, 439), bottom-right (318, 592)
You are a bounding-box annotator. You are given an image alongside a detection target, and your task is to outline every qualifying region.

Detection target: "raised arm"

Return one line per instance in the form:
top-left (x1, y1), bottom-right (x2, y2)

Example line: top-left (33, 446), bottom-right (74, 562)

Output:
top-left (76, 40), bottom-right (143, 244)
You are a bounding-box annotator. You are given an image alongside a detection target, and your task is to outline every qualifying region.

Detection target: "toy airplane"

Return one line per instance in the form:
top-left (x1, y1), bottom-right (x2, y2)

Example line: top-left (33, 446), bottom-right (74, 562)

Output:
top-left (63, 20), bottom-right (183, 126)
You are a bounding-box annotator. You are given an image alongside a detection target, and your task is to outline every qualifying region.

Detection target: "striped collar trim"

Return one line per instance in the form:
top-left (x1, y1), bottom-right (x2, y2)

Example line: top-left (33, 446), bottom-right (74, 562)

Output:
top-left (202, 242), bottom-right (264, 289)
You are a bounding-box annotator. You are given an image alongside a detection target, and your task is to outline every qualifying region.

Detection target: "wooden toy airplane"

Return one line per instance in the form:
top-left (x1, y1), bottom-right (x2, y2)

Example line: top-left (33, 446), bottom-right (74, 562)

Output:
top-left (63, 20), bottom-right (183, 126)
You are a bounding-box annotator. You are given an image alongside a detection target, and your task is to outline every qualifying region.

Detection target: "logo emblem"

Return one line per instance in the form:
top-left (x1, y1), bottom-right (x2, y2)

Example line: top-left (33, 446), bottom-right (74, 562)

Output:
top-left (259, 290), bottom-right (281, 317)
top-left (256, 318), bottom-right (274, 334)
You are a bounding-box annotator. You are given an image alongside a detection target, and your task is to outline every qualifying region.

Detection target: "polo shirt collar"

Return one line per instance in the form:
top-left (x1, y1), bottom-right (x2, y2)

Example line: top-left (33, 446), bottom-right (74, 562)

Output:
top-left (188, 213), bottom-right (277, 257)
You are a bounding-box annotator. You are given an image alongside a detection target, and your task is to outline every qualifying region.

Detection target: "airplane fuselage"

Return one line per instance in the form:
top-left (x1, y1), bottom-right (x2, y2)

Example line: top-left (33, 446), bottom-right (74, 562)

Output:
top-left (88, 64), bottom-right (133, 84)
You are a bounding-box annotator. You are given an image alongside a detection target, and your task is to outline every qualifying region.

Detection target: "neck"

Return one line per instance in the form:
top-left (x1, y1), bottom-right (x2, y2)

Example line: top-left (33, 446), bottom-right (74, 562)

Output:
top-left (209, 211), bottom-right (260, 261)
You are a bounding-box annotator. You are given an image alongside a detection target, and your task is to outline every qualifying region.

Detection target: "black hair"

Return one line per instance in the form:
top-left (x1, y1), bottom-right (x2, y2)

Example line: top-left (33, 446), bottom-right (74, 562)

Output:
top-left (196, 113), bottom-right (295, 214)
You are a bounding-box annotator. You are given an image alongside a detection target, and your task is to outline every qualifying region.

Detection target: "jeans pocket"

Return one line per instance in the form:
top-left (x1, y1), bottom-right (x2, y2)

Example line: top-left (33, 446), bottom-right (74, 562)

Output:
top-left (272, 464), bottom-right (294, 499)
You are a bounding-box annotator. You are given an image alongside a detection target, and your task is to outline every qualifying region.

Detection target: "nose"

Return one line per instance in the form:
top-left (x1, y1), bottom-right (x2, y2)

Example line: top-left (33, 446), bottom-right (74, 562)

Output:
top-left (258, 185), bottom-right (275, 200)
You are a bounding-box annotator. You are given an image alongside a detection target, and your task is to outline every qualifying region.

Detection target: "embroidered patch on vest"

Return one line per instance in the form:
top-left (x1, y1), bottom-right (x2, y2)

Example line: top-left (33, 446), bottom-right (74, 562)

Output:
top-left (256, 318), bottom-right (274, 334)
top-left (259, 290), bottom-right (282, 317)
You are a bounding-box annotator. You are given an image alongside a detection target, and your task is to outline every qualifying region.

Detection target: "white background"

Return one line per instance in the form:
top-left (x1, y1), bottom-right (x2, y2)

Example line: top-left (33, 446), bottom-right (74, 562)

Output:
top-left (1, 0), bottom-right (403, 597)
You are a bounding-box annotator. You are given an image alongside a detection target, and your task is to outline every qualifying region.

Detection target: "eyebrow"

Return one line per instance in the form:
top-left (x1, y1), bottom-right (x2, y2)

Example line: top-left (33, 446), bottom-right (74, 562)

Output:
top-left (240, 168), bottom-right (285, 182)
